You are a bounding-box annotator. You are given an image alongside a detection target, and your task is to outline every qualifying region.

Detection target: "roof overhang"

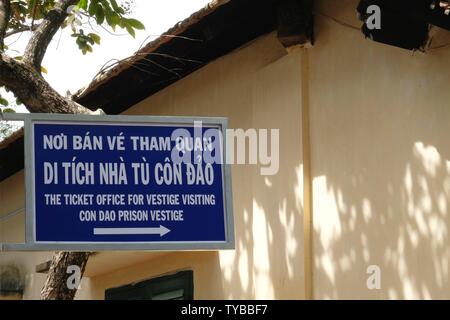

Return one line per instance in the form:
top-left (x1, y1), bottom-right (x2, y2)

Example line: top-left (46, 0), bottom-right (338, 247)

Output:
top-left (1, 0), bottom-right (314, 182)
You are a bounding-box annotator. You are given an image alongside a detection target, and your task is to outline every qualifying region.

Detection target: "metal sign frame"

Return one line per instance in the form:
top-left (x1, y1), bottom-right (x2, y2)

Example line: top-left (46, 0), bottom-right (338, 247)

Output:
top-left (0, 113), bottom-right (234, 252)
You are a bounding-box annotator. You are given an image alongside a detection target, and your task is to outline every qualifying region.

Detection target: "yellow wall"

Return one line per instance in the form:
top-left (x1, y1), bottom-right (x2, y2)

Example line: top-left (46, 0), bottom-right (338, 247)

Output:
top-left (94, 32), bottom-right (305, 300)
top-left (311, 0), bottom-right (450, 299)
top-left (0, 171), bottom-right (55, 299)
top-left (0, 32), bottom-right (305, 300)
top-left (3, 0), bottom-right (450, 300)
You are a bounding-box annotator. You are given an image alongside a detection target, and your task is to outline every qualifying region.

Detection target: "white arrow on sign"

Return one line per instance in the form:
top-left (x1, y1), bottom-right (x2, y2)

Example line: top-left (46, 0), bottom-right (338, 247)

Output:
top-left (93, 225), bottom-right (171, 237)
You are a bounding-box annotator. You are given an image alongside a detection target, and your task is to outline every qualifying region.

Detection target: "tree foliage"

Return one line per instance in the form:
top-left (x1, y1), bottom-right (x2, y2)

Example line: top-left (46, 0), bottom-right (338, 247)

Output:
top-left (0, 0), bottom-right (144, 107)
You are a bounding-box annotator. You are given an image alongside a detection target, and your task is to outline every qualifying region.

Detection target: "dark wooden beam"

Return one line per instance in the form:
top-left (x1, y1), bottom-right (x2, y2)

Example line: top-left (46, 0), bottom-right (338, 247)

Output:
top-left (277, 0), bottom-right (314, 48)
top-left (357, 0), bottom-right (430, 50)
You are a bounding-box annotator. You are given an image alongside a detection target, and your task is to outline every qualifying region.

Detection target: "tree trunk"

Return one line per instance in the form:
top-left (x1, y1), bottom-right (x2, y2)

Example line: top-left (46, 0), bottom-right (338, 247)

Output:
top-left (1, 0), bottom-right (102, 301)
top-left (40, 252), bottom-right (91, 300)
top-left (0, 53), bottom-right (93, 114)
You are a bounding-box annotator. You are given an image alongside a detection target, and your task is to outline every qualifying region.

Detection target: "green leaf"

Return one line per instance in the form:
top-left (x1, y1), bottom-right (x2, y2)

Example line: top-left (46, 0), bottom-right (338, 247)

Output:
top-left (75, 37), bottom-right (85, 47)
top-left (110, 0), bottom-right (124, 14)
top-left (95, 5), bottom-right (105, 24)
top-left (2, 108), bottom-right (16, 113)
top-left (81, 44), bottom-right (93, 55)
top-left (88, 1), bottom-right (98, 16)
top-left (85, 35), bottom-right (94, 45)
top-left (78, 0), bottom-right (88, 10)
top-left (126, 18), bottom-right (145, 30)
top-left (88, 33), bottom-right (101, 45)
top-left (106, 12), bottom-right (120, 28)
top-left (125, 25), bottom-right (135, 38)
top-left (112, 14), bottom-right (121, 26)
top-left (0, 97), bottom-right (8, 106)
top-left (110, 0), bottom-right (119, 11)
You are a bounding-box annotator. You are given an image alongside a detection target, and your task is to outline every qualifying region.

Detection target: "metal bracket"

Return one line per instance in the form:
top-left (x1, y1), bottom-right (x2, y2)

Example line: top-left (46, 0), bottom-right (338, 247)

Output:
top-left (0, 112), bottom-right (28, 121)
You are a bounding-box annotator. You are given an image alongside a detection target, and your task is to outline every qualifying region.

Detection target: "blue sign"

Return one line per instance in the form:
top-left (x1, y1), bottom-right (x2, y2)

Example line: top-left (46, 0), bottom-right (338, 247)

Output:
top-left (22, 115), bottom-right (234, 251)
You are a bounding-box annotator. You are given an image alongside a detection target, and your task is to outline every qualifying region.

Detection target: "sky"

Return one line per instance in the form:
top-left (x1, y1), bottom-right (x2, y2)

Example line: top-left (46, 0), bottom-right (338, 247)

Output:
top-left (2, 0), bottom-right (211, 113)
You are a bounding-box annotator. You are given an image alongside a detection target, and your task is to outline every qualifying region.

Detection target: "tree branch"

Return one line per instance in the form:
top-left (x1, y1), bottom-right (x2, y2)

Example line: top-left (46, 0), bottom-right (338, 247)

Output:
top-left (0, 0), bottom-right (11, 50)
top-left (5, 24), bottom-right (40, 38)
top-left (0, 53), bottom-right (92, 114)
top-left (23, 0), bottom-right (78, 70)
top-left (41, 252), bottom-right (91, 300)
